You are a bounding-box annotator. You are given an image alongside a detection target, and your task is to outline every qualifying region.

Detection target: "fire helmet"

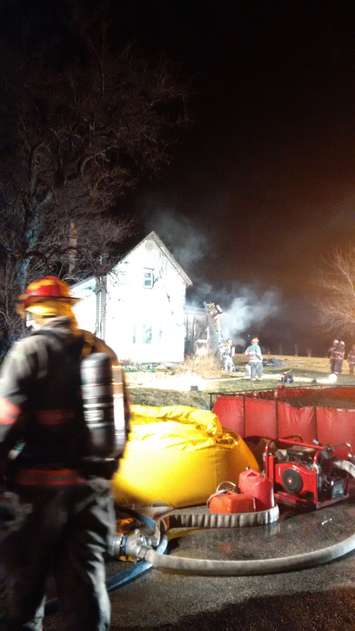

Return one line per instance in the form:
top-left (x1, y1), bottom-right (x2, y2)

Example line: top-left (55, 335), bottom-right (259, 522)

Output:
top-left (16, 276), bottom-right (79, 318)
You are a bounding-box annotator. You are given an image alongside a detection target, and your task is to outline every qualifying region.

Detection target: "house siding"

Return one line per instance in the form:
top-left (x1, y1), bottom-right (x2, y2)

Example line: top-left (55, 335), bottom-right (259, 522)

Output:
top-left (72, 233), bottom-right (189, 363)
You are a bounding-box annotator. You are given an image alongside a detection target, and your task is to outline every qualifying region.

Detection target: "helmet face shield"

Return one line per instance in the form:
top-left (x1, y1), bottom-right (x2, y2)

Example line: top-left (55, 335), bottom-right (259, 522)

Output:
top-left (22, 300), bottom-right (78, 330)
top-left (24, 300), bottom-right (76, 319)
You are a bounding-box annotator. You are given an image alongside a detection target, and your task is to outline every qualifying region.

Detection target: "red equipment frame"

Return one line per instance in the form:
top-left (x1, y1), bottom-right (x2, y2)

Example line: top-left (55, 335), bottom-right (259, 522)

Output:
top-left (264, 438), bottom-right (351, 509)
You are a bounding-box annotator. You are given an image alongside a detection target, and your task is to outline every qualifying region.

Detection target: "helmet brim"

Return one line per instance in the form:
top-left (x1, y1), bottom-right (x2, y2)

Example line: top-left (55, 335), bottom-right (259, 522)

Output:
top-left (16, 295), bottom-right (80, 317)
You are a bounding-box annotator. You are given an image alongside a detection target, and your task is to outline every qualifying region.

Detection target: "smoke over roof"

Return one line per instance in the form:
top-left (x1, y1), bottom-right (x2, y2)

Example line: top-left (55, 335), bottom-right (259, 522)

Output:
top-left (143, 207), bottom-right (209, 270)
top-left (143, 206), bottom-right (281, 345)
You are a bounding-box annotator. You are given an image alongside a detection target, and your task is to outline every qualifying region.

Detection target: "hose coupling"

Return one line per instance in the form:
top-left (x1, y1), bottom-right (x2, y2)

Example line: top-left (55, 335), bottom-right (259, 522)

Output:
top-left (107, 534), bottom-right (126, 558)
top-left (108, 526), bottom-right (161, 560)
top-left (124, 529), bottom-right (156, 559)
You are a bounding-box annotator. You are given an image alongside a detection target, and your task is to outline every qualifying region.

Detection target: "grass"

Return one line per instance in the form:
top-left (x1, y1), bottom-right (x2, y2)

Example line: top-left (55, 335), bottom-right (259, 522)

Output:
top-left (128, 386), bottom-right (211, 409)
top-left (126, 354), bottom-right (355, 409)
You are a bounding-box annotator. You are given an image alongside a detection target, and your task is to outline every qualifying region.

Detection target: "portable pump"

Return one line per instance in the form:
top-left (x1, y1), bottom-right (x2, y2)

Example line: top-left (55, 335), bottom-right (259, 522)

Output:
top-left (264, 438), bottom-right (352, 509)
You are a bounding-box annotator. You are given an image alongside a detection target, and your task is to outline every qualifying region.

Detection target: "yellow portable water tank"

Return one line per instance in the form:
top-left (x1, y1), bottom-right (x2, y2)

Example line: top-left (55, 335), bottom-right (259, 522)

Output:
top-left (112, 405), bottom-right (259, 508)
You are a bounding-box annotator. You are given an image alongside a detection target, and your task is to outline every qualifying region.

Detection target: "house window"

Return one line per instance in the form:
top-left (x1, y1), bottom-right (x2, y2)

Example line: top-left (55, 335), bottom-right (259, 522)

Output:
top-left (118, 270), bottom-right (127, 286)
top-left (142, 323), bottom-right (153, 344)
top-left (143, 268), bottom-right (154, 288)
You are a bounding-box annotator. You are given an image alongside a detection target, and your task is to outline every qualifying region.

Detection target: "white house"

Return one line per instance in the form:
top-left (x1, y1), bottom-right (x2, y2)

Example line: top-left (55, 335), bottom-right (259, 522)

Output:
top-left (72, 231), bottom-right (192, 364)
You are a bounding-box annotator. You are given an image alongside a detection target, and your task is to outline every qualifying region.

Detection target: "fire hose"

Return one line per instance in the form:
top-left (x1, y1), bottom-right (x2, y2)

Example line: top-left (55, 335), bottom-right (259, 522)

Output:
top-left (0, 459), bottom-right (354, 625)
top-left (140, 530), bottom-right (355, 576)
top-left (111, 459), bottom-right (355, 577)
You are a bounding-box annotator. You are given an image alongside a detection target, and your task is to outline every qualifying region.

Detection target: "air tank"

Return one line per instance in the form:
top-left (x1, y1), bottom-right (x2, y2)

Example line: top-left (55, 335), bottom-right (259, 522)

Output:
top-left (80, 352), bottom-right (116, 459)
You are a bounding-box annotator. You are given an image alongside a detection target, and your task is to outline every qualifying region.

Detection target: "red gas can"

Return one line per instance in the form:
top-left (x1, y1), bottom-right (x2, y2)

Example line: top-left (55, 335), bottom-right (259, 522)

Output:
top-left (208, 492), bottom-right (256, 514)
top-left (238, 469), bottom-right (274, 510)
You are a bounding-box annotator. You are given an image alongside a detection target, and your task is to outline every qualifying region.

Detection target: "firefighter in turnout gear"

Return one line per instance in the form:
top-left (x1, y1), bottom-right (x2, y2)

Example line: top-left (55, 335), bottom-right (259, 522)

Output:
top-left (245, 337), bottom-right (263, 381)
top-left (328, 339), bottom-right (345, 375)
top-left (0, 276), bottom-right (130, 630)
top-left (220, 338), bottom-right (235, 373)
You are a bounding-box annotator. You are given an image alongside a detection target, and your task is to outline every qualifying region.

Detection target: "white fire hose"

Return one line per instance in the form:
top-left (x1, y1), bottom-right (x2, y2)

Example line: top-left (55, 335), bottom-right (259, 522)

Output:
top-left (122, 460), bottom-right (355, 576)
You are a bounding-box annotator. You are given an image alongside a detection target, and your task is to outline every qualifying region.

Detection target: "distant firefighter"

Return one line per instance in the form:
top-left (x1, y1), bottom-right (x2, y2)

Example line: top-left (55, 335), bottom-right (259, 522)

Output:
top-left (245, 337), bottom-right (263, 381)
top-left (328, 339), bottom-right (339, 373)
top-left (221, 338), bottom-right (235, 372)
top-left (280, 370), bottom-right (294, 384)
top-left (348, 344), bottom-right (355, 376)
top-left (328, 338), bottom-right (345, 375)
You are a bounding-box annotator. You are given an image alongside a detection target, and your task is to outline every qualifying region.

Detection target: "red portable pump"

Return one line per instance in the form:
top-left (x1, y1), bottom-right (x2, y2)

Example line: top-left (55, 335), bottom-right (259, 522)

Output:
top-left (263, 438), bottom-right (352, 509)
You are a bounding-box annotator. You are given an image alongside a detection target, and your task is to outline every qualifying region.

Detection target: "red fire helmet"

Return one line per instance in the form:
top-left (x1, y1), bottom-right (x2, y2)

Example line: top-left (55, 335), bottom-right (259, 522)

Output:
top-left (16, 275), bottom-right (79, 315)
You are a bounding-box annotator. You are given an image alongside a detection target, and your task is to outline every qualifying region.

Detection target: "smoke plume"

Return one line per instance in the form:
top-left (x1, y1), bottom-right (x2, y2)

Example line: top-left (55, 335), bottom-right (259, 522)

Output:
top-left (219, 288), bottom-right (280, 340)
top-left (144, 207), bottom-right (209, 271)
top-left (145, 206), bottom-right (280, 344)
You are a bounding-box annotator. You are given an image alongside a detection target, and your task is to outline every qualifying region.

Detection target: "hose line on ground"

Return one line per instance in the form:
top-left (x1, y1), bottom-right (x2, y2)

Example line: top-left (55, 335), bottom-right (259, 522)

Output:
top-left (137, 459), bottom-right (355, 576)
top-left (142, 530), bottom-right (355, 576)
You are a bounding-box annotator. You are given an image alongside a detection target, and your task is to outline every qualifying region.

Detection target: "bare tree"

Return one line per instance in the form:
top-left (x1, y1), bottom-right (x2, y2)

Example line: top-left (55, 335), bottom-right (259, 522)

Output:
top-left (0, 14), bottom-right (188, 349)
top-left (317, 248), bottom-right (355, 334)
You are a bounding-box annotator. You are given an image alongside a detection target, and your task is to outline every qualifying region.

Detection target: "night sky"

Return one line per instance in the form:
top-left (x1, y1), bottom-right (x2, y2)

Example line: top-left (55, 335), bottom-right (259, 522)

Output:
top-left (2, 1), bottom-right (355, 354)
top-left (127, 3), bottom-right (355, 354)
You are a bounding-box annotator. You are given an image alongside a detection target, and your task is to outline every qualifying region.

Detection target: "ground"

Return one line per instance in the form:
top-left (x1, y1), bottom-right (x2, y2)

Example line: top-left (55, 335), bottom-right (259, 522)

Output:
top-left (126, 353), bottom-right (355, 408)
top-left (45, 488), bottom-right (355, 631)
top-left (16, 355), bottom-right (355, 629)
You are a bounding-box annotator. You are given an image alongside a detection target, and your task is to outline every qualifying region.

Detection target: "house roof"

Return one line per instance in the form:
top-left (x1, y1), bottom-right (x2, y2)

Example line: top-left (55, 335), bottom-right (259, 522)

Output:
top-left (72, 230), bottom-right (193, 291)
top-left (123, 230), bottom-right (192, 287)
